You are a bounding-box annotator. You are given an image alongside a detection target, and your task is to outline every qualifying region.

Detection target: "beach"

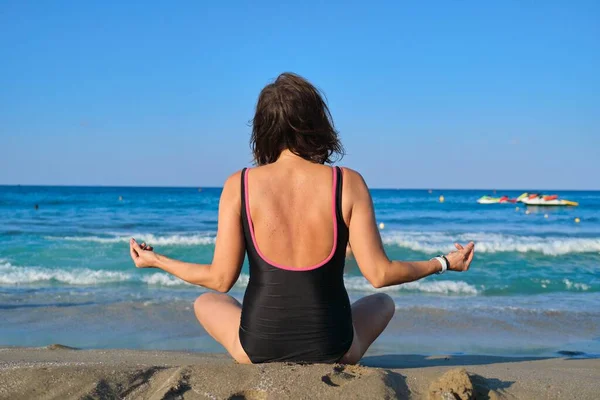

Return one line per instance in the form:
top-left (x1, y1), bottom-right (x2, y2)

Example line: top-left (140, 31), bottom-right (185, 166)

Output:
top-left (1, 346), bottom-right (599, 399)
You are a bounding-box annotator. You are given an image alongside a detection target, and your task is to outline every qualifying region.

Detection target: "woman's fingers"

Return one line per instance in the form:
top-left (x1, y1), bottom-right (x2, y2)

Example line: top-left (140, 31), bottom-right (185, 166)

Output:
top-left (129, 241), bottom-right (144, 268)
top-left (140, 242), bottom-right (153, 251)
top-left (130, 239), bottom-right (143, 253)
top-left (455, 243), bottom-right (463, 251)
top-left (462, 242), bottom-right (474, 256)
top-left (466, 245), bottom-right (475, 267)
top-left (129, 241), bottom-right (138, 260)
top-left (462, 242), bottom-right (475, 269)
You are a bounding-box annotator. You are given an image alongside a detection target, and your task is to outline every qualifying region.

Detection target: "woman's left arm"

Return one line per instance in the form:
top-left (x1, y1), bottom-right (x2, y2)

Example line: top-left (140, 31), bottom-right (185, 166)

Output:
top-left (129, 171), bottom-right (245, 292)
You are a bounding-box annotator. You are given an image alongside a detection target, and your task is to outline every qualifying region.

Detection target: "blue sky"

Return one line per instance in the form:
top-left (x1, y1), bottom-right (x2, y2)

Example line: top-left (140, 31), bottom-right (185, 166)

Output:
top-left (1, 1), bottom-right (598, 189)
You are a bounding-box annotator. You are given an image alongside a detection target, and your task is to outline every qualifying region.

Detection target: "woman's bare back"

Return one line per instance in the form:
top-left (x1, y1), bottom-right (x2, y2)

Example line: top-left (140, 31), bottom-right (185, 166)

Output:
top-left (246, 161), bottom-right (336, 268)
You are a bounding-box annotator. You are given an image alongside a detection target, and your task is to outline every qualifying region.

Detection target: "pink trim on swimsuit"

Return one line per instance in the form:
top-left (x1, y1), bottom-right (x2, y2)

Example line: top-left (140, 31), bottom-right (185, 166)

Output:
top-left (244, 167), bottom-right (338, 272)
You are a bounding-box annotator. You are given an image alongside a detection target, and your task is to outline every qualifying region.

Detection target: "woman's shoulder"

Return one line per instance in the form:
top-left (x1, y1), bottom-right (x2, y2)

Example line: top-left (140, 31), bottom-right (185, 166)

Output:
top-left (224, 170), bottom-right (244, 186)
top-left (219, 170), bottom-right (245, 199)
top-left (338, 167), bottom-right (368, 190)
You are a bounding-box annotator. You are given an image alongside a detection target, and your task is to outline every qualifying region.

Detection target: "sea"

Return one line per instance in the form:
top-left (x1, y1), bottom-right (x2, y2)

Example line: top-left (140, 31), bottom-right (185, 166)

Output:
top-left (1, 185), bottom-right (599, 358)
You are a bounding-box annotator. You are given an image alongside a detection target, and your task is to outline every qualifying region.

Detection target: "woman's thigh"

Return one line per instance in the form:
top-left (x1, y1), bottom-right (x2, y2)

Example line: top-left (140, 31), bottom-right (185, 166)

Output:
top-left (340, 293), bottom-right (395, 364)
top-left (193, 292), bottom-right (251, 364)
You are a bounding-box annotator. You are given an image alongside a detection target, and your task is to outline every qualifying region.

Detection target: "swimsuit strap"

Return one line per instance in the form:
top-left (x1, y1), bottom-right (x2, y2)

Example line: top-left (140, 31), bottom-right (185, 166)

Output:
top-left (335, 167), bottom-right (344, 228)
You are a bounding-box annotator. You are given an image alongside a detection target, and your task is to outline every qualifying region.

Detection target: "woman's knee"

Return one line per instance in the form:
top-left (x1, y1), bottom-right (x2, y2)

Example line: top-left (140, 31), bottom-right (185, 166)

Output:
top-left (194, 292), bottom-right (240, 318)
top-left (194, 292), bottom-right (221, 317)
top-left (372, 293), bottom-right (395, 320)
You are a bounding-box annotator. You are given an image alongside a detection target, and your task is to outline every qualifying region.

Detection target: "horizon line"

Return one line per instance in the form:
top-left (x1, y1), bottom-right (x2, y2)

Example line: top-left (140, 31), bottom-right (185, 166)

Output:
top-left (1, 184), bottom-right (598, 192)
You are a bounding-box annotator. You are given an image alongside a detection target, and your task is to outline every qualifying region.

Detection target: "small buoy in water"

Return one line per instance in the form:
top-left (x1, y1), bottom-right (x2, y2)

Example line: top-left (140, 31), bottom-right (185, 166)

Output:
top-left (575, 217), bottom-right (581, 223)
top-left (515, 206), bottom-right (520, 211)
top-left (428, 189), bottom-right (433, 194)
top-left (198, 188), bottom-right (202, 192)
top-left (379, 222), bottom-right (385, 230)
top-left (34, 204), bottom-right (39, 210)
top-left (118, 196), bottom-right (123, 201)
top-left (544, 214), bottom-right (548, 219)
top-left (525, 210), bottom-right (530, 215)
top-left (439, 195), bottom-right (445, 203)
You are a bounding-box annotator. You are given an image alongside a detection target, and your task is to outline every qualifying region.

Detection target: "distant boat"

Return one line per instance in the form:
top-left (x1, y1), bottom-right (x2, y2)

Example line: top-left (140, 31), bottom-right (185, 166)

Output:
top-left (477, 195), bottom-right (517, 204)
top-left (518, 193), bottom-right (578, 207)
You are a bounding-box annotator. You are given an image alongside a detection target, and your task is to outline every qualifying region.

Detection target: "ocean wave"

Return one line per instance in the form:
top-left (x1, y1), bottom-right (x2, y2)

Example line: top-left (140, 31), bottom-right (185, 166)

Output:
top-left (563, 279), bottom-right (590, 291)
top-left (343, 276), bottom-right (480, 295)
top-left (138, 273), bottom-right (480, 295)
top-left (141, 273), bottom-right (193, 286)
top-left (381, 231), bottom-right (600, 256)
top-left (0, 262), bottom-right (131, 285)
top-left (2, 260), bottom-right (595, 296)
top-left (45, 233), bottom-right (216, 246)
top-left (0, 262), bottom-right (480, 295)
top-left (139, 273), bottom-right (479, 295)
top-left (42, 230), bottom-right (600, 256)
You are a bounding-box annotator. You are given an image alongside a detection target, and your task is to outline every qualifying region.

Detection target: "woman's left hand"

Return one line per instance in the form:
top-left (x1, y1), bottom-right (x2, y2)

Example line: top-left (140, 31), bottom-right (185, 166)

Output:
top-left (445, 242), bottom-right (475, 272)
top-left (129, 238), bottom-right (159, 268)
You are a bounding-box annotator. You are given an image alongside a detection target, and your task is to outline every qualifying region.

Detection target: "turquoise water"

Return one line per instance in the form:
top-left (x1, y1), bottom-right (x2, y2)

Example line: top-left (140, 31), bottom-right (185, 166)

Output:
top-left (1, 186), bottom-right (599, 357)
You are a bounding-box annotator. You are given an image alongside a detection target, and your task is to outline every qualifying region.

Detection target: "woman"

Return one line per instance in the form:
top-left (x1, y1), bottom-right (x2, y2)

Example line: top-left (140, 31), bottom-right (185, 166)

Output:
top-left (129, 73), bottom-right (475, 364)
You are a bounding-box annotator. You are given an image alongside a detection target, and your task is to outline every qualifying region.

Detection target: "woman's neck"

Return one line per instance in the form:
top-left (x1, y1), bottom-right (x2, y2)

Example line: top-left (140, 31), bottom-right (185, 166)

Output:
top-left (276, 149), bottom-right (305, 163)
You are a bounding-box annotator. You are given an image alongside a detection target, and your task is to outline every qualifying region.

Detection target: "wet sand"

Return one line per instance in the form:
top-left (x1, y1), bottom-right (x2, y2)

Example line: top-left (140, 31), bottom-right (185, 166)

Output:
top-left (1, 346), bottom-right (599, 399)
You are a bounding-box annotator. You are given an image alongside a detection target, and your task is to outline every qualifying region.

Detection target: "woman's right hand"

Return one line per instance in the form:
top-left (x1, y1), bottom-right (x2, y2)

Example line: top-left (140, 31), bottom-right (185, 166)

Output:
top-left (445, 242), bottom-right (475, 272)
top-left (129, 238), bottom-right (159, 268)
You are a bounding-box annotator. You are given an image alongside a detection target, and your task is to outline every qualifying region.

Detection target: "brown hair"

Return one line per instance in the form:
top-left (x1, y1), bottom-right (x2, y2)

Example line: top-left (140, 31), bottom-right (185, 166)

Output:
top-left (250, 72), bottom-right (344, 165)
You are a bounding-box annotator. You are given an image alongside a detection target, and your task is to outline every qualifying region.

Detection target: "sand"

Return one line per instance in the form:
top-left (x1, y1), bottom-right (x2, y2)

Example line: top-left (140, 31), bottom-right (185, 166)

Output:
top-left (0, 346), bottom-right (599, 399)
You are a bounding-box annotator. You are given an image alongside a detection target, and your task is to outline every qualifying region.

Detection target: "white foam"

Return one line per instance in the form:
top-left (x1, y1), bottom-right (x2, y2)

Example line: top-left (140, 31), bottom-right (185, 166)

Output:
top-left (44, 230), bottom-right (600, 255)
top-left (139, 272), bottom-right (248, 288)
top-left (381, 231), bottom-right (600, 256)
top-left (563, 279), bottom-right (590, 291)
top-left (142, 273), bottom-right (191, 286)
top-left (343, 276), bottom-right (479, 295)
top-left (0, 262), bottom-right (192, 287)
top-left (234, 274), bottom-right (250, 287)
top-left (45, 233), bottom-right (216, 246)
top-left (0, 263), bottom-right (480, 295)
top-left (0, 262), bottom-right (131, 285)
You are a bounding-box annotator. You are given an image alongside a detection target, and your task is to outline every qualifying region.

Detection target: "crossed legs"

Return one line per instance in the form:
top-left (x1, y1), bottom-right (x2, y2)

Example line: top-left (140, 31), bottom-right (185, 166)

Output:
top-left (193, 292), bottom-right (395, 365)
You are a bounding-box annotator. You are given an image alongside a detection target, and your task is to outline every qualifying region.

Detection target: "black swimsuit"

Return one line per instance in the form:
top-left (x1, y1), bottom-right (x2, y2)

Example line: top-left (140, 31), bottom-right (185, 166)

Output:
top-left (239, 166), bottom-right (354, 363)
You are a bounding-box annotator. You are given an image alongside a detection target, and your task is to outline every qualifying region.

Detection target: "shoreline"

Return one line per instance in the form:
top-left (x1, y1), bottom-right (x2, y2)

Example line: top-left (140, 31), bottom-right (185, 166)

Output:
top-left (1, 346), bottom-right (599, 399)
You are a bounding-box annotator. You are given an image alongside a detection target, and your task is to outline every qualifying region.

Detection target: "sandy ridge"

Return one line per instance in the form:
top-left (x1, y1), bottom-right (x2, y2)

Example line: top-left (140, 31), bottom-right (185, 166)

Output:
top-left (1, 347), bottom-right (599, 399)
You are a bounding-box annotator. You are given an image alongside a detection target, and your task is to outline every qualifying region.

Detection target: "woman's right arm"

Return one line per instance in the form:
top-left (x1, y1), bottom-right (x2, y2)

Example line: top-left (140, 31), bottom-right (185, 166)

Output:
top-left (344, 168), bottom-right (474, 288)
top-left (128, 171), bottom-right (246, 293)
